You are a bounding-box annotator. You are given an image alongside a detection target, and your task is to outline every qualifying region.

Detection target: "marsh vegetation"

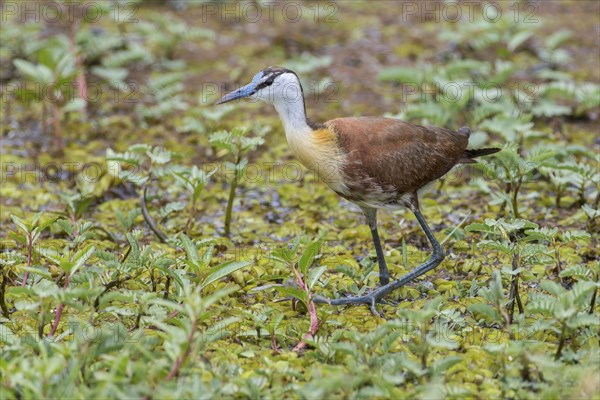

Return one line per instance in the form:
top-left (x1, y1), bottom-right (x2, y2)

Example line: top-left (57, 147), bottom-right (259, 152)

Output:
top-left (1, 1), bottom-right (598, 398)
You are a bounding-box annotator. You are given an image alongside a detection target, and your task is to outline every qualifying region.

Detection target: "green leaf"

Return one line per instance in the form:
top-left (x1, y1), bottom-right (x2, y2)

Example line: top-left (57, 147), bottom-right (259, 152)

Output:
top-left (63, 98), bottom-right (86, 113)
top-left (14, 59), bottom-right (53, 84)
top-left (13, 59), bottom-right (39, 79)
top-left (540, 280), bottom-right (565, 296)
top-left (147, 147), bottom-right (172, 164)
top-left (468, 303), bottom-right (500, 321)
top-left (159, 201), bottom-right (186, 218)
top-left (91, 66), bottom-right (128, 84)
top-left (545, 29), bottom-right (572, 50)
top-left (567, 314), bottom-right (600, 329)
top-left (559, 265), bottom-right (593, 280)
top-left (271, 247), bottom-right (294, 265)
top-left (71, 246), bottom-right (96, 275)
top-left (378, 66), bottom-right (426, 84)
top-left (155, 265), bottom-right (184, 292)
top-left (20, 266), bottom-right (53, 281)
top-left (179, 233), bottom-right (200, 269)
top-left (201, 261), bottom-right (251, 289)
top-left (10, 215), bottom-right (30, 233)
top-left (570, 281), bottom-right (597, 306)
top-left (560, 230), bottom-right (591, 243)
top-left (465, 223), bottom-right (496, 234)
top-left (274, 286), bottom-right (308, 307)
top-left (431, 356), bottom-right (462, 374)
top-left (424, 296), bottom-right (443, 311)
top-left (501, 266), bottom-right (524, 276)
top-left (307, 266), bottom-right (328, 290)
top-left (508, 30), bottom-right (534, 52)
top-left (200, 240), bottom-right (215, 265)
top-left (528, 298), bottom-right (555, 314)
top-left (38, 216), bottom-right (58, 231)
top-left (298, 241), bottom-right (320, 276)
top-left (36, 246), bottom-right (63, 265)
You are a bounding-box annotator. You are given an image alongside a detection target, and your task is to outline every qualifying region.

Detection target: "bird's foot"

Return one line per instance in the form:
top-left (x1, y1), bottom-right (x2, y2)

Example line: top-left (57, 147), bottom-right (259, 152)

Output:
top-left (313, 289), bottom-right (394, 317)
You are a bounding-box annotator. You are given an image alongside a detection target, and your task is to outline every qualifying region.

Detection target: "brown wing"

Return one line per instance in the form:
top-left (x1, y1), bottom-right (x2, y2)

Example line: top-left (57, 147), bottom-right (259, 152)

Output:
top-left (327, 117), bottom-right (469, 205)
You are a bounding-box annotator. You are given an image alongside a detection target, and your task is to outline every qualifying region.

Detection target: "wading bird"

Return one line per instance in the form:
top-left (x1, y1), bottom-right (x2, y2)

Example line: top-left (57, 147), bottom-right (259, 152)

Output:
top-left (216, 67), bottom-right (500, 314)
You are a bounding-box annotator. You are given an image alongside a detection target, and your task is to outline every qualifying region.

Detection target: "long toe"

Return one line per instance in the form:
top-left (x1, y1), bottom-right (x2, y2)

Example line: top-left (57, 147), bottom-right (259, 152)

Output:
top-left (368, 297), bottom-right (381, 317)
top-left (312, 295), bottom-right (332, 304)
top-left (379, 298), bottom-right (398, 306)
top-left (313, 291), bottom-right (387, 316)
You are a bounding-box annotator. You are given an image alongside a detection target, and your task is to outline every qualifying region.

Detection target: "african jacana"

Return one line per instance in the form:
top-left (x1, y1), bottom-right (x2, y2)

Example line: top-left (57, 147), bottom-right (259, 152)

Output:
top-left (216, 67), bottom-right (500, 314)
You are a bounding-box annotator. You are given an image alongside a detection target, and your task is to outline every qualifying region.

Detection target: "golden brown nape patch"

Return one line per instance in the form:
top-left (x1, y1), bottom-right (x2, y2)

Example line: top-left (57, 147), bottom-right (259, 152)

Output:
top-left (311, 127), bottom-right (338, 146)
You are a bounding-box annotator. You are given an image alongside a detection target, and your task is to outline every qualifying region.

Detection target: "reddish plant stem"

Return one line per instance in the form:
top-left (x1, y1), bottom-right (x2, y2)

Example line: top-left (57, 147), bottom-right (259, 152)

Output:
top-left (291, 267), bottom-right (319, 353)
top-left (21, 271), bottom-right (29, 287)
top-left (68, 15), bottom-right (88, 118)
top-left (49, 274), bottom-right (72, 337)
top-left (271, 334), bottom-right (280, 353)
top-left (166, 318), bottom-right (197, 380)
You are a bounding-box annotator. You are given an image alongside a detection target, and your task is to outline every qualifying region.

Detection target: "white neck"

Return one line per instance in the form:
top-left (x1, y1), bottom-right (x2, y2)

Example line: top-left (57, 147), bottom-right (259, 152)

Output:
top-left (266, 75), bottom-right (348, 195)
top-left (256, 72), bottom-right (312, 137)
top-left (272, 92), bottom-right (320, 173)
top-left (257, 72), bottom-right (329, 173)
top-left (273, 96), bottom-right (311, 136)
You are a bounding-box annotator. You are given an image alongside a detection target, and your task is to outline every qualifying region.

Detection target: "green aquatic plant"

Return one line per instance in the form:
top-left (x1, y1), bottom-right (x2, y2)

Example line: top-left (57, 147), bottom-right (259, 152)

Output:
top-left (172, 165), bottom-right (216, 231)
top-left (523, 227), bottom-right (591, 279)
top-left (8, 214), bottom-right (56, 288)
top-left (13, 37), bottom-right (85, 151)
top-left (106, 144), bottom-right (214, 240)
top-left (136, 72), bottom-right (189, 126)
top-left (270, 236), bottom-right (327, 351)
top-left (209, 126), bottom-right (268, 236)
top-left (6, 216), bottom-right (95, 337)
top-left (395, 297), bottom-right (462, 375)
top-left (474, 145), bottom-right (555, 219)
top-left (468, 271), bottom-right (515, 337)
top-left (176, 233), bottom-right (250, 291)
top-left (466, 218), bottom-right (541, 322)
top-left (136, 12), bottom-right (214, 61)
top-left (530, 280), bottom-right (598, 359)
top-left (1, 2), bottom-right (598, 398)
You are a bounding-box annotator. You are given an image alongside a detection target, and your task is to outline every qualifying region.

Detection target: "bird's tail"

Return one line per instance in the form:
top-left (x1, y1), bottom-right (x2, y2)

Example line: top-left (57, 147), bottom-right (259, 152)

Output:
top-left (464, 148), bottom-right (501, 158)
top-left (458, 148), bottom-right (501, 164)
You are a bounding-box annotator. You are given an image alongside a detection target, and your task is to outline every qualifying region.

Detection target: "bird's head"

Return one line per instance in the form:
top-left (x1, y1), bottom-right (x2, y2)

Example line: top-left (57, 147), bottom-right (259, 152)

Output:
top-left (216, 67), bottom-right (303, 106)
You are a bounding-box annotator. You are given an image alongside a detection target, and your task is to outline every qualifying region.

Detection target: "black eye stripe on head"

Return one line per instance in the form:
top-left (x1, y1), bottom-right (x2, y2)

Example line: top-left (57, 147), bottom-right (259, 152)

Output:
top-left (255, 68), bottom-right (293, 91)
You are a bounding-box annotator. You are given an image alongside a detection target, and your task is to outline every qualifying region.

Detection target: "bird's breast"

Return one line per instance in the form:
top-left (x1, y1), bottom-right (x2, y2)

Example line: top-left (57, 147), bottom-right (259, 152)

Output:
top-left (284, 125), bottom-right (349, 195)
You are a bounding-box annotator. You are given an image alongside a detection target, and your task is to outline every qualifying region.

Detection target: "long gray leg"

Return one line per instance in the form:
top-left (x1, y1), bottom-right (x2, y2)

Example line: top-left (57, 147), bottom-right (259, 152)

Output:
top-left (314, 207), bottom-right (445, 315)
top-left (362, 207), bottom-right (390, 286)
